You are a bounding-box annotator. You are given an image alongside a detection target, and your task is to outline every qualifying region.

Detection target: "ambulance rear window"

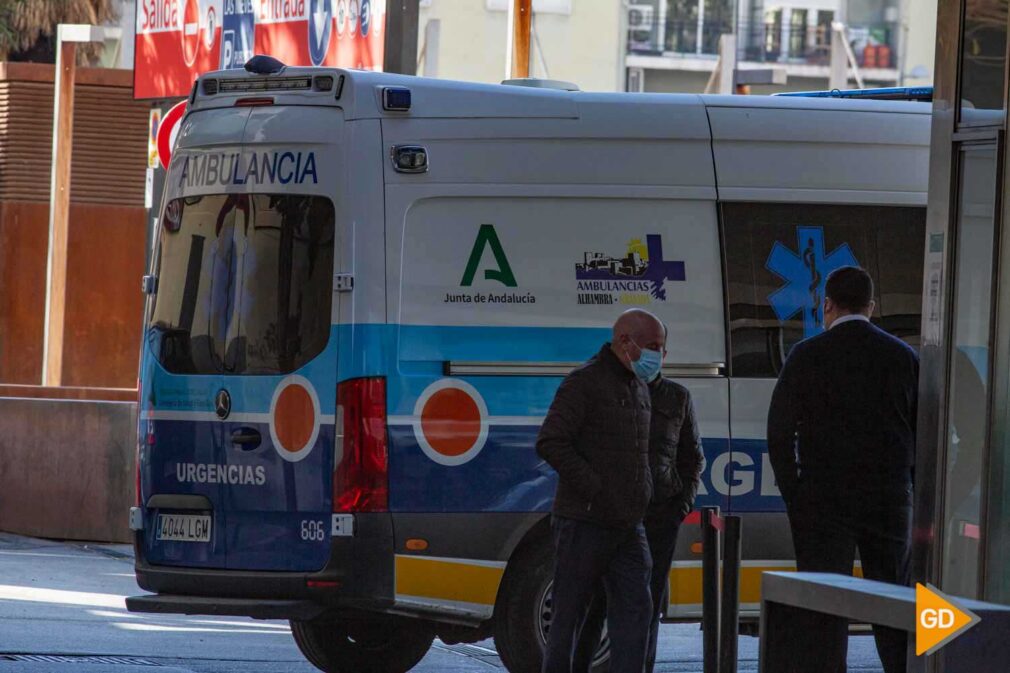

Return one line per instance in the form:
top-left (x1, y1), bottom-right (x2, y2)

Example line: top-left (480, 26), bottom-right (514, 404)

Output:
top-left (149, 194), bottom-right (335, 375)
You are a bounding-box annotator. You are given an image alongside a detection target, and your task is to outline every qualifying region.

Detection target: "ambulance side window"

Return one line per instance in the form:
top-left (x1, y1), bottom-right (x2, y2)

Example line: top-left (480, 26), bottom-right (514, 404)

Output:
top-left (722, 202), bottom-right (926, 378)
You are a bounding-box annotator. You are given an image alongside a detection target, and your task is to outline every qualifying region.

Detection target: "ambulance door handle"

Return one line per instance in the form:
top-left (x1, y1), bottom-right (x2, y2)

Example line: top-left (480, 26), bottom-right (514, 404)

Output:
top-left (231, 427), bottom-right (262, 450)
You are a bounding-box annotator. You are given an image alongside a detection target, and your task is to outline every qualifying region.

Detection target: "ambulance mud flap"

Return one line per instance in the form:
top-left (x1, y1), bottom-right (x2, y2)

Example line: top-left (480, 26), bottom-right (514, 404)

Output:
top-left (126, 594), bottom-right (326, 621)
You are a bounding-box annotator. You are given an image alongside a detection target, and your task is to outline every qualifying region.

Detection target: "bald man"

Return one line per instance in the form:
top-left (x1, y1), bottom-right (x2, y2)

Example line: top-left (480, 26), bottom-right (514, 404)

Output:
top-left (537, 309), bottom-right (666, 673)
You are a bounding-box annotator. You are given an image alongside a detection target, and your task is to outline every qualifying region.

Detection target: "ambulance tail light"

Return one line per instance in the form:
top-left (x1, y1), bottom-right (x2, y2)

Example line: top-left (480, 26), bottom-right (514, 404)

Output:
top-left (334, 378), bottom-right (389, 513)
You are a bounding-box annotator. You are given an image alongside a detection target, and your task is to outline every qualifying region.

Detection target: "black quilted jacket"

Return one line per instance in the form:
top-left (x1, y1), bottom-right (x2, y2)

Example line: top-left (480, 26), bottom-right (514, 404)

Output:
top-left (536, 343), bottom-right (652, 529)
top-left (646, 376), bottom-right (703, 523)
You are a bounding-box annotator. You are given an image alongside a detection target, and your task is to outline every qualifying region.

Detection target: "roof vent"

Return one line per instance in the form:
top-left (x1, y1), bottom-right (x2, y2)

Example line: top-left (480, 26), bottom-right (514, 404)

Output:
top-left (244, 55), bottom-right (286, 75)
top-left (501, 78), bottom-right (580, 92)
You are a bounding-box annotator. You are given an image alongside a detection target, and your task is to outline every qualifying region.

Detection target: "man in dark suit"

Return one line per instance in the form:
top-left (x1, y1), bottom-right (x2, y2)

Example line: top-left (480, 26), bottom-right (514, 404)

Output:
top-left (767, 266), bottom-right (918, 673)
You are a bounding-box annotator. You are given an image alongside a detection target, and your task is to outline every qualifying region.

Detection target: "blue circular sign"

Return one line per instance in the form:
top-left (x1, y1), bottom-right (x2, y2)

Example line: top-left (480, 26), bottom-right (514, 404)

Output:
top-left (360, 0), bottom-right (371, 37)
top-left (308, 0), bottom-right (332, 66)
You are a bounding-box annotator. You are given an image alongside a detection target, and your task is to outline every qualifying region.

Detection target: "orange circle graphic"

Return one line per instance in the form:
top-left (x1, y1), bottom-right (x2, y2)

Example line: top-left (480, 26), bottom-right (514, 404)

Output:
top-left (419, 388), bottom-right (482, 457)
top-left (274, 384), bottom-right (315, 453)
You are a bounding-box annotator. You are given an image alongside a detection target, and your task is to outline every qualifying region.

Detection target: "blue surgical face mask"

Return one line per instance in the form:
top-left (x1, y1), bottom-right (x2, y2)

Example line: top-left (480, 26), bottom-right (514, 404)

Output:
top-left (629, 340), bottom-right (663, 382)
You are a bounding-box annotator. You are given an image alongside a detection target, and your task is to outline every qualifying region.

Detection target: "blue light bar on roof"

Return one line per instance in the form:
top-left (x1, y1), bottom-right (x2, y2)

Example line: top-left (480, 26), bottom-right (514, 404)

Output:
top-left (774, 86), bottom-right (933, 102)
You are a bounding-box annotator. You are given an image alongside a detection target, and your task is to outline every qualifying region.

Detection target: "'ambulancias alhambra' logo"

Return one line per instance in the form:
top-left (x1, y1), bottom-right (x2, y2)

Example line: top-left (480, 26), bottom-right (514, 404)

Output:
top-left (575, 235), bottom-right (686, 306)
top-left (445, 224), bottom-right (536, 305)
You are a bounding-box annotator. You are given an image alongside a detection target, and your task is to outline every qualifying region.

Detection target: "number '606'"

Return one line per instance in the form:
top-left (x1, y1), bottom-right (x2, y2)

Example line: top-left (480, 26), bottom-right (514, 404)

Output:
top-left (300, 520), bottom-right (325, 541)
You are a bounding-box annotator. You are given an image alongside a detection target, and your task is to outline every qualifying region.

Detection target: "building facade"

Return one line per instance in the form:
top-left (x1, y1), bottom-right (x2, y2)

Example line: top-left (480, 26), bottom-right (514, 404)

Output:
top-left (916, 0), bottom-right (1010, 653)
top-left (901, 0), bottom-right (938, 86)
top-left (110, 0), bottom-right (935, 94)
top-left (627, 0), bottom-right (922, 93)
top-left (416, 0), bottom-right (934, 94)
top-left (416, 0), bottom-right (627, 91)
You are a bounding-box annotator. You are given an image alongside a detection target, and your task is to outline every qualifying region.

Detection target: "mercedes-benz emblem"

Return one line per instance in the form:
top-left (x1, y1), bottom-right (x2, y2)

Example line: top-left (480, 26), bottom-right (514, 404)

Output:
top-left (215, 389), bottom-right (231, 420)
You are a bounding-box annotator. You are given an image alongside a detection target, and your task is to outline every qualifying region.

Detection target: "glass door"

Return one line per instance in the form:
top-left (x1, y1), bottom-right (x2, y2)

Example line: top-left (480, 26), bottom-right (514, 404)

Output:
top-left (983, 133), bottom-right (1010, 604)
top-left (940, 143), bottom-right (1000, 600)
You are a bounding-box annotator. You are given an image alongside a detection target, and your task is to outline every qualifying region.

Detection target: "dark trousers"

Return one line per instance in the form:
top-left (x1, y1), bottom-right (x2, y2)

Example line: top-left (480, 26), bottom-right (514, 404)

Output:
top-left (542, 516), bottom-right (653, 673)
top-left (784, 479), bottom-right (912, 673)
top-left (571, 516), bottom-right (681, 673)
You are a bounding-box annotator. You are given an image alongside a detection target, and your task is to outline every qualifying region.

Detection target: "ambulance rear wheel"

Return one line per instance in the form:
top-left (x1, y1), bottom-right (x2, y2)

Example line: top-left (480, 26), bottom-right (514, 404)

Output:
top-left (290, 616), bottom-right (434, 673)
top-left (493, 540), bottom-right (610, 673)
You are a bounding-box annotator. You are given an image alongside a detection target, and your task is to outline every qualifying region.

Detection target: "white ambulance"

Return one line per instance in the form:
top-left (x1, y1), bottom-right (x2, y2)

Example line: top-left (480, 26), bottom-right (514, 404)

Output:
top-left (127, 57), bottom-right (930, 673)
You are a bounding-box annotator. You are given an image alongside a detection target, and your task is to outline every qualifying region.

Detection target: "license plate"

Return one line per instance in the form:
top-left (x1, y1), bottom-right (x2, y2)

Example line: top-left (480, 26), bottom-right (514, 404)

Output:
top-left (156, 514), bottom-right (211, 542)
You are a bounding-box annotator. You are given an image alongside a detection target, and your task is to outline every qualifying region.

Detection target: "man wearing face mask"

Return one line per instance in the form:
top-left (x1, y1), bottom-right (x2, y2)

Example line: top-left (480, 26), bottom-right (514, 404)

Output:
top-left (537, 309), bottom-right (665, 673)
top-left (571, 322), bottom-right (703, 673)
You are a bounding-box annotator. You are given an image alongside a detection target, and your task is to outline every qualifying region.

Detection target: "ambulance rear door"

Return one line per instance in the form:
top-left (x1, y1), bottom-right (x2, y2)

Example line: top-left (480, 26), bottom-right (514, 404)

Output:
top-left (143, 104), bottom-right (347, 572)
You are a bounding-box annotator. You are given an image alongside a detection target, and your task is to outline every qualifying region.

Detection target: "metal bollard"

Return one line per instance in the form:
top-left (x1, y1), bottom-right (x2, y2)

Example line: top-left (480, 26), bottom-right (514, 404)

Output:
top-left (701, 506), bottom-right (721, 673)
top-left (719, 515), bottom-right (743, 673)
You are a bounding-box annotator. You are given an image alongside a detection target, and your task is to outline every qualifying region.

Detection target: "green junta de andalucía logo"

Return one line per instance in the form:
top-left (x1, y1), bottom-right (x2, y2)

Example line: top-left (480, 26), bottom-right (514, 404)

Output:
top-left (460, 224), bottom-right (518, 288)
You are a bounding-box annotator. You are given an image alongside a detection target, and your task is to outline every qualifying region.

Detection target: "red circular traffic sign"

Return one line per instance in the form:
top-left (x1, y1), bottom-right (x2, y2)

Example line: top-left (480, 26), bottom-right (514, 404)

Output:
top-left (181, 0), bottom-right (200, 67)
top-left (156, 101), bottom-right (187, 170)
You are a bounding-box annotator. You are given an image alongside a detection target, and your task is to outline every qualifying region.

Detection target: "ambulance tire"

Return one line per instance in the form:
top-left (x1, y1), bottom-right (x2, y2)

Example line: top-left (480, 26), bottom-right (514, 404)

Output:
top-left (290, 616), bottom-right (434, 673)
top-left (493, 540), bottom-right (609, 673)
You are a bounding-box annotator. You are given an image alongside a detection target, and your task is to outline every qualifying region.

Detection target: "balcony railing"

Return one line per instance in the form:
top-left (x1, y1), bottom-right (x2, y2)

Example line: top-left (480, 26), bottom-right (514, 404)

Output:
top-left (628, 19), bottom-right (732, 56)
top-left (628, 18), bottom-right (897, 70)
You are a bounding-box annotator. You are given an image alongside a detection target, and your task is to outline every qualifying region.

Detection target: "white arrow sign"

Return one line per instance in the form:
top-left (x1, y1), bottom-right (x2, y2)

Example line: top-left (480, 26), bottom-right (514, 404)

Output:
top-left (313, 0), bottom-right (327, 45)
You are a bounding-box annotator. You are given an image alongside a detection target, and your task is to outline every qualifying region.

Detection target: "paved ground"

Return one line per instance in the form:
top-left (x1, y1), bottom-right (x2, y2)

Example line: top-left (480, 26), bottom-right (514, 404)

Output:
top-left (0, 533), bottom-right (884, 672)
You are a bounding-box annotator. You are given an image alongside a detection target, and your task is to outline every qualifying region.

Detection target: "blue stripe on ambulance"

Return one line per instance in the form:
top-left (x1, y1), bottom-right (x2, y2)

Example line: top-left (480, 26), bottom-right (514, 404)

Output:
top-left (139, 323), bottom-right (784, 572)
top-left (388, 430), bottom-right (754, 512)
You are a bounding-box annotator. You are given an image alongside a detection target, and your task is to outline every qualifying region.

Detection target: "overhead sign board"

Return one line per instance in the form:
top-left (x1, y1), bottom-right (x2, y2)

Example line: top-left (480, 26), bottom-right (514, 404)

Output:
top-left (135, 0), bottom-right (387, 99)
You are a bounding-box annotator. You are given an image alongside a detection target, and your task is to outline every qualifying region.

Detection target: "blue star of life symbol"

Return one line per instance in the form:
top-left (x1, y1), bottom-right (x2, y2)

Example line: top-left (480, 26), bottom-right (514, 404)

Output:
top-left (766, 226), bottom-right (859, 338)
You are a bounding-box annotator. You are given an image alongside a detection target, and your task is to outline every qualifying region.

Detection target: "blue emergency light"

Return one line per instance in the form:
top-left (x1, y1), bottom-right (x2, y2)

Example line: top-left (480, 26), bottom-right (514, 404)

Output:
top-left (774, 86), bottom-right (933, 102)
top-left (244, 55), bottom-right (286, 75)
top-left (382, 87), bottom-right (412, 112)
